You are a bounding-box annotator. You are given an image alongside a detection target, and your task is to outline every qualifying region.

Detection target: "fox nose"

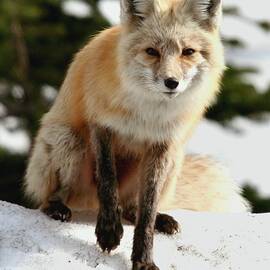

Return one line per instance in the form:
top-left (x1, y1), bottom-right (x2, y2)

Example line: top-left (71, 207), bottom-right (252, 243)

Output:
top-left (164, 78), bottom-right (179, 90)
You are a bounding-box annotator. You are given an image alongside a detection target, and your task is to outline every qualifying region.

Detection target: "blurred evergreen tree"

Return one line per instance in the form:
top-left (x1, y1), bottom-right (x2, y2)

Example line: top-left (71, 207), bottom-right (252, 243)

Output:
top-left (206, 66), bottom-right (270, 123)
top-left (242, 184), bottom-right (270, 213)
top-left (206, 6), bottom-right (270, 124)
top-left (0, 148), bottom-right (26, 205)
top-left (0, 0), bottom-right (109, 139)
top-left (0, 1), bottom-right (269, 211)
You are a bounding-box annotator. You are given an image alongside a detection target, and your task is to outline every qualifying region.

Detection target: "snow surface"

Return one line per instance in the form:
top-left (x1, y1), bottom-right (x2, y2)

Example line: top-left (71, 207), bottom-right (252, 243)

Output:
top-left (1, 201), bottom-right (270, 270)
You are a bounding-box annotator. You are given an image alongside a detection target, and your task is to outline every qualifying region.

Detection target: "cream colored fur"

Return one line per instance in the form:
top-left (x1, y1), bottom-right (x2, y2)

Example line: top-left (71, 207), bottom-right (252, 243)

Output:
top-left (159, 155), bottom-right (249, 212)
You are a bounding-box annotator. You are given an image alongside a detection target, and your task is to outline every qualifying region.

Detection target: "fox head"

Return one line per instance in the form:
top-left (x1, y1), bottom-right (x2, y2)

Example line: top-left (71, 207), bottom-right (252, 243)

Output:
top-left (118, 0), bottom-right (224, 101)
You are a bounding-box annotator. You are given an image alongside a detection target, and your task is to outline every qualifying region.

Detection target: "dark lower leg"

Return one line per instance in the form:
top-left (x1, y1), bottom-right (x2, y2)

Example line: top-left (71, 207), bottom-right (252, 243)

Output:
top-left (132, 144), bottom-right (174, 270)
top-left (42, 200), bottom-right (72, 222)
top-left (132, 180), bottom-right (159, 269)
top-left (93, 127), bottom-right (123, 252)
top-left (41, 184), bottom-right (72, 222)
top-left (123, 204), bottom-right (179, 234)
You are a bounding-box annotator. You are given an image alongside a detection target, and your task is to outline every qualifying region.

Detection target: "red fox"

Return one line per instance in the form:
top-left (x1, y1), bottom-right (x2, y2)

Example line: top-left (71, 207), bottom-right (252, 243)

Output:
top-left (24, 0), bottom-right (249, 269)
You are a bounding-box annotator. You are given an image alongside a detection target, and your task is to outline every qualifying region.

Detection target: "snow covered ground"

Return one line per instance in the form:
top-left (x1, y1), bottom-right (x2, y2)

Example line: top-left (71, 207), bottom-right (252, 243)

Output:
top-left (1, 201), bottom-right (270, 270)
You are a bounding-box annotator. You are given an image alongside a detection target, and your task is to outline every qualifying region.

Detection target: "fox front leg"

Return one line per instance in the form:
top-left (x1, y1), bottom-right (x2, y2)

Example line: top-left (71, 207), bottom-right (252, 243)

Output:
top-left (92, 126), bottom-right (123, 252)
top-left (132, 144), bottom-right (176, 270)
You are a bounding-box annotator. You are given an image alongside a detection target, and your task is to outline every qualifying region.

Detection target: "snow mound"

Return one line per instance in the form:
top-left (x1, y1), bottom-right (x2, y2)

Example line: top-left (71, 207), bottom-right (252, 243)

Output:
top-left (0, 201), bottom-right (270, 270)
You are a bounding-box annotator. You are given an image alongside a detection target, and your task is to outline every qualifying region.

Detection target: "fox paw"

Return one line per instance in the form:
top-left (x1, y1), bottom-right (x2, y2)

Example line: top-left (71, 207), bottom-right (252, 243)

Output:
top-left (155, 213), bottom-right (180, 235)
top-left (132, 262), bottom-right (159, 270)
top-left (95, 206), bottom-right (123, 252)
top-left (42, 201), bottom-right (72, 222)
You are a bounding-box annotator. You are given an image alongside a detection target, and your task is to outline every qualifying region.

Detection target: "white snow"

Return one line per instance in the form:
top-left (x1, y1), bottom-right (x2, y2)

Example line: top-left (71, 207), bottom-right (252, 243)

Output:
top-left (187, 117), bottom-right (270, 196)
top-left (1, 201), bottom-right (270, 270)
top-left (62, 0), bottom-right (92, 18)
top-left (0, 124), bottom-right (30, 153)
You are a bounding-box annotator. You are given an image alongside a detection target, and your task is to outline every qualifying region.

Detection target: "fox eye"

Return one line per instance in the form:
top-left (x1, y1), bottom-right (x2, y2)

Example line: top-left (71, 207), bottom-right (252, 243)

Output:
top-left (182, 48), bottom-right (195, 56)
top-left (145, 48), bottom-right (160, 57)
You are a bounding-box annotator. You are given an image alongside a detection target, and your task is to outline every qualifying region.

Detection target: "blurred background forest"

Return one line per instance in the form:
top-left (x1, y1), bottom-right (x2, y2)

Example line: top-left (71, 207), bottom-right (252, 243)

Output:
top-left (0, 0), bottom-right (270, 212)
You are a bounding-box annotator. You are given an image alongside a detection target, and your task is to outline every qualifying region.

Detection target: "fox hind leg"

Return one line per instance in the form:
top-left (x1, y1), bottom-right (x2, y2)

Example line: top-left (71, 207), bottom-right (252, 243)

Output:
top-left (40, 177), bottom-right (72, 222)
top-left (25, 124), bottom-right (86, 222)
top-left (42, 200), bottom-right (72, 222)
top-left (123, 202), bottom-right (179, 235)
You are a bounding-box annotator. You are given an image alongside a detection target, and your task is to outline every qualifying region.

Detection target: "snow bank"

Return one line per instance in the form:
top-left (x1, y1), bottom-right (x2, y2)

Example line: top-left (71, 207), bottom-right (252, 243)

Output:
top-left (0, 201), bottom-right (269, 270)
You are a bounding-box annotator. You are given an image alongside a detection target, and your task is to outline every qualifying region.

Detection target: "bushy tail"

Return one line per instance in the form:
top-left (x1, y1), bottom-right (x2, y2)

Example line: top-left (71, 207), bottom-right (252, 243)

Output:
top-left (163, 155), bottom-right (250, 212)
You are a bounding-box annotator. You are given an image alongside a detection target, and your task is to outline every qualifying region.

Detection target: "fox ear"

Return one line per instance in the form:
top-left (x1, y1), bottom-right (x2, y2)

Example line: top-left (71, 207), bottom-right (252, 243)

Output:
top-left (183, 0), bottom-right (223, 30)
top-left (120, 0), bottom-right (154, 23)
